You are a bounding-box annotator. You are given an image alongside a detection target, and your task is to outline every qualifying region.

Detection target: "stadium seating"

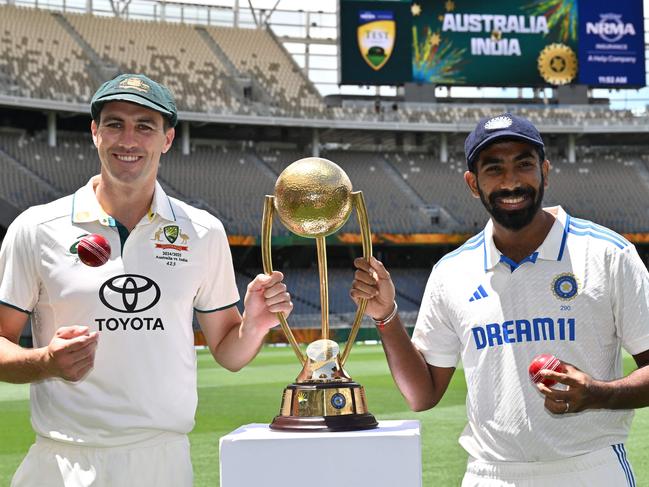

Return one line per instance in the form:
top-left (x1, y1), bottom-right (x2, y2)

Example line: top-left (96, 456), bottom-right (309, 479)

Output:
top-left (159, 145), bottom-right (277, 235)
top-left (65, 12), bottom-right (238, 114)
top-left (312, 150), bottom-right (434, 233)
top-left (386, 151), bottom-right (487, 230)
top-left (204, 26), bottom-right (325, 117)
top-left (1, 130), bottom-right (649, 234)
top-left (0, 5), bottom-right (95, 102)
top-left (546, 149), bottom-right (649, 233)
top-left (0, 132), bottom-right (96, 192)
top-left (258, 148), bottom-right (438, 233)
top-left (0, 135), bottom-right (60, 209)
top-left (234, 267), bottom-right (426, 329)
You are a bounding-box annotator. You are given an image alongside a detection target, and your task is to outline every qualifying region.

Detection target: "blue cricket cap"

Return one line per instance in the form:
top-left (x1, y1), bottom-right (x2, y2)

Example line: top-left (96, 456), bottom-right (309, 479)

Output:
top-left (465, 113), bottom-right (545, 170)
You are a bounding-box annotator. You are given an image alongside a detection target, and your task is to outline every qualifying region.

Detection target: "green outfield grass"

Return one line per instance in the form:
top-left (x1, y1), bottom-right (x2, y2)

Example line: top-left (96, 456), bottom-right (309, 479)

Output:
top-left (1, 345), bottom-right (647, 485)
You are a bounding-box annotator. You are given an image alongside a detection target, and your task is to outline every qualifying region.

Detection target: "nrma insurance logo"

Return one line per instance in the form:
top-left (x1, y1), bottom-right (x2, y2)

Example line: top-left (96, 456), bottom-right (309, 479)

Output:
top-left (586, 13), bottom-right (636, 43)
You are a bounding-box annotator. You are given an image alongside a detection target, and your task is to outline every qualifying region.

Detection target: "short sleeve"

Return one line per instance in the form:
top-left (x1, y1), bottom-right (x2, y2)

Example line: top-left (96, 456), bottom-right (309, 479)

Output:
top-left (0, 210), bottom-right (40, 313)
top-left (193, 219), bottom-right (240, 312)
top-left (411, 269), bottom-right (461, 368)
top-left (610, 245), bottom-right (649, 356)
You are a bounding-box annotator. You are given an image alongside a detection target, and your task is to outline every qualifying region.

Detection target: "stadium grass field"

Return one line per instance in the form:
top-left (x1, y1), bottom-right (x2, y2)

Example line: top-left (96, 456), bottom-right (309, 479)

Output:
top-left (0, 345), bottom-right (647, 485)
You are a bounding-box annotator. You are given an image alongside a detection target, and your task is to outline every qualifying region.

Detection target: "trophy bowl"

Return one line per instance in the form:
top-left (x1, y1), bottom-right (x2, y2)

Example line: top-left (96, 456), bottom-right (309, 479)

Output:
top-left (274, 157), bottom-right (353, 238)
top-left (262, 157), bottom-right (377, 432)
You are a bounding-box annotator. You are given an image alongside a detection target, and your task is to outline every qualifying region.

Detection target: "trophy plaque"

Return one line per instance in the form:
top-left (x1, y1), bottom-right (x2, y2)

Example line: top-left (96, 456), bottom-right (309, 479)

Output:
top-left (262, 157), bottom-right (378, 432)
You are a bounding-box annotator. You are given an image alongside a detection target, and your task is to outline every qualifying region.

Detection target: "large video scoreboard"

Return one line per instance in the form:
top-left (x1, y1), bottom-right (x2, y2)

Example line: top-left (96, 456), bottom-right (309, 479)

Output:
top-left (339, 0), bottom-right (645, 88)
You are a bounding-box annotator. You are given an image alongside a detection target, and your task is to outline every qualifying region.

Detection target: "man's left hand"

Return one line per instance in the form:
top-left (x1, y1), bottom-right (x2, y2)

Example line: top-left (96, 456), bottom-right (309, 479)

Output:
top-left (536, 361), bottom-right (601, 414)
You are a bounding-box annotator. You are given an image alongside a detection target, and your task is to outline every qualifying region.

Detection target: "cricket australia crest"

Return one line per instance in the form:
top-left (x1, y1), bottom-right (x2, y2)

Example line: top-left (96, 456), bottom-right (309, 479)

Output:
top-left (152, 225), bottom-right (190, 252)
top-left (163, 225), bottom-right (179, 244)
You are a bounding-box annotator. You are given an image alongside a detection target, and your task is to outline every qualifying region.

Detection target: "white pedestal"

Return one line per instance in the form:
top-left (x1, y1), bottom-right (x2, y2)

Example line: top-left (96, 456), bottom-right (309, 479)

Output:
top-left (219, 420), bottom-right (422, 487)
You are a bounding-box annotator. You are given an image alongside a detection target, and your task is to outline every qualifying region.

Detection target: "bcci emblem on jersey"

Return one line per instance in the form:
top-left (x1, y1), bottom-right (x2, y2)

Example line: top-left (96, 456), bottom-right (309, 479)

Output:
top-left (357, 10), bottom-right (396, 71)
top-left (552, 273), bottom-right (579, 300)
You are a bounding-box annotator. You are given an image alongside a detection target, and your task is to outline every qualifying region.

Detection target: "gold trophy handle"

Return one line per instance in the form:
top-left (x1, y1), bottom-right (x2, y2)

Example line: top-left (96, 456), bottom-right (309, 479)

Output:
top-left (316, 236), bottom-right (330, 340)
top-left (340, 191), bottom-right (372, 367)
top-left (262, 195), bottom-right (306, 365)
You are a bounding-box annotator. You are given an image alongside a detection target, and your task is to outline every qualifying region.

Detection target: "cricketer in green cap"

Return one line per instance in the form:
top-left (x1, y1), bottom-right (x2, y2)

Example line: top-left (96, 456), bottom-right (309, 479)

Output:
top-left (91, 73), bottom-right (178, 127)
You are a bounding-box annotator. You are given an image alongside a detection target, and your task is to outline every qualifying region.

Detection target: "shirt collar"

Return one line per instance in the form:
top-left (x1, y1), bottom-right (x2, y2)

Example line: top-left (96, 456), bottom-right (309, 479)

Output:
top-left (483, 206), bottom-right (569, 272)
top-left (71, 176), bottom-right (176, 226)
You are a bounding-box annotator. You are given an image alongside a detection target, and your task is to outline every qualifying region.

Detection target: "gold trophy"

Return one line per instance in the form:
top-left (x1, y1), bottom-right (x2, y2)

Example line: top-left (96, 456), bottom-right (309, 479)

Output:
top-left (262, 157), bottom-right (378, 431)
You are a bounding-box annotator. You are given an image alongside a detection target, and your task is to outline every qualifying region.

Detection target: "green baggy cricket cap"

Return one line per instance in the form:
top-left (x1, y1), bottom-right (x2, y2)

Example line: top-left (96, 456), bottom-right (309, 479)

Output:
top-left (90, 74), bottom-right (178, 127)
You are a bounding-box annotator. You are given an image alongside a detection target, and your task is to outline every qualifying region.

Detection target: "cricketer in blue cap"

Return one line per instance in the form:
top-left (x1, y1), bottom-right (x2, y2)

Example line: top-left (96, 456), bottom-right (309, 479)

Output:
top-left (352, 115), bottom-right (649, 487)
top-left (463, 112), bottom-right (549, 232)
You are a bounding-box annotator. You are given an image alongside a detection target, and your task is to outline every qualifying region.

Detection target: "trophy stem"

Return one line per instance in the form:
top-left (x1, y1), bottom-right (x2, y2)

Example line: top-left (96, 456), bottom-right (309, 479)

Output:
top-left (315, 236), bottom-right (330, 340)
top-left (341, 192), bottom-right (373, 366)
top-left (262, 195), bottom-right (306, 365)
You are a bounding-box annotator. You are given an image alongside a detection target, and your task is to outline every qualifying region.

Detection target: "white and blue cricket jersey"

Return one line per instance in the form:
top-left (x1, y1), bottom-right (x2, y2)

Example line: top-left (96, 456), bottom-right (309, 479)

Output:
top-left (412, 206), bottom-right (649, 462)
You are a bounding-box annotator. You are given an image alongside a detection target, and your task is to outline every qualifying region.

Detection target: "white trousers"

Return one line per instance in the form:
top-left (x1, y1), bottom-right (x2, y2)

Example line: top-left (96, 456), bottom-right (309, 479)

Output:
top-left (11, 432), bottom-right (193, 487)
top-left (462, 444), bottom-right (636, 487)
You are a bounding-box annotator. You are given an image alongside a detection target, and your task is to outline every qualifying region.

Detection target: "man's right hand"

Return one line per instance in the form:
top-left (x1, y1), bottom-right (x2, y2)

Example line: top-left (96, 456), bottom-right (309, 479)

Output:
top-left (46, 326), bottom-right (98, 382)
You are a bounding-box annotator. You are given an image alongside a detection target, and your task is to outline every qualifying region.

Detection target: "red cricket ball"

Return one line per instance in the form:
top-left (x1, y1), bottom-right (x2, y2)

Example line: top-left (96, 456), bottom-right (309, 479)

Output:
top-left (528, 354), bottom-right (565, 388)
top-left (77, 234), bottom-right (111, 267)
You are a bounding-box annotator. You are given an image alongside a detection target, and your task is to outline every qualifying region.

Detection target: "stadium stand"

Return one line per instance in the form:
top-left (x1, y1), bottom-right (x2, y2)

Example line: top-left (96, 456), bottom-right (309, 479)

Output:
top-left (205, 26), bottom-right (324, 117)
top-left (1, 129), bottom-right (649, 235)
top-left (256, 148), bottom-right (310, 175)
top-left (386, 151), bottom-right (487, 230)
top-left (0, 5), bottom-right (96, 102)
top-left (0, 132), bottom-right (96, 192)
top-left (546, 150), bottom-right (649, 233)
top-left (159, 145), bottom-right (277, 234)
top-left (65, 12), bottom-right (239, 114)
top-left (312, 150), bottom-right (433, 233)
top-left (233, 266), bottom-right (424, 329)
top-left (0, 135), bottom-right (60, 210)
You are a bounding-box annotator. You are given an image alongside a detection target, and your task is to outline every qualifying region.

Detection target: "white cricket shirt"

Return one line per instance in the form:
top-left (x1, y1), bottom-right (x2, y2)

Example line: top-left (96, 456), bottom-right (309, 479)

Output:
top-left (412, 206), bottom-right (649, 462)
top-left (0, 177), bottom-right (240, 446)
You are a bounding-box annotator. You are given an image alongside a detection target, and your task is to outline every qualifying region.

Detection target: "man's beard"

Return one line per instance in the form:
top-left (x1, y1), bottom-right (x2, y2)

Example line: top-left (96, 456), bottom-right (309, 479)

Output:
top-left (477, 177), bottom-right (544, 231)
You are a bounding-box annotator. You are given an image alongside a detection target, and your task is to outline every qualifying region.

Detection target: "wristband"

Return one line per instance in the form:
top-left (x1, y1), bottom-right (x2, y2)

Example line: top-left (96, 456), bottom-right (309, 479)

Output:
top-left (373, 301), bottom-right (398, 330)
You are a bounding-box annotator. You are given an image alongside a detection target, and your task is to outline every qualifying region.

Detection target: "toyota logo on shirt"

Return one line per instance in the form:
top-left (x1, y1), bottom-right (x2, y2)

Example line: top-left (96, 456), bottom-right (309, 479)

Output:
top-left (99, 274), bottom-right (161, 313)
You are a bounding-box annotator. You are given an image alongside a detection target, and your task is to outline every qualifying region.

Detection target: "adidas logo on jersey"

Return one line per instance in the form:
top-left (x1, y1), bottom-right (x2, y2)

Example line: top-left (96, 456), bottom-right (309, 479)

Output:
top-left (469, 285), bottom-right (489, 302)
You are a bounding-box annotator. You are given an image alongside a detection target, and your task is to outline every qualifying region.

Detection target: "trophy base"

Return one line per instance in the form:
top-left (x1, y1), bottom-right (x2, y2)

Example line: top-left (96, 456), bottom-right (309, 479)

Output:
top-left (270, 381), bottom-right (378, 432)
top-left (270, 412), bottom-right (378, 432)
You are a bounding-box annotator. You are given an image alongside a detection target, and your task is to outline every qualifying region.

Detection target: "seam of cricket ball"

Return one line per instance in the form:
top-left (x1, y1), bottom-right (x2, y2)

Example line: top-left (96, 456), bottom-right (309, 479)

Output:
top-left (80, 239), bottom-right (109, 262)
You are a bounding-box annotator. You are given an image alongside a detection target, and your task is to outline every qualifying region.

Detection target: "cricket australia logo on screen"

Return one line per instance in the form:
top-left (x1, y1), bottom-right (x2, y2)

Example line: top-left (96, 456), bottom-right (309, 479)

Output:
top-left (357, 10), bottom-right (396, 71)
